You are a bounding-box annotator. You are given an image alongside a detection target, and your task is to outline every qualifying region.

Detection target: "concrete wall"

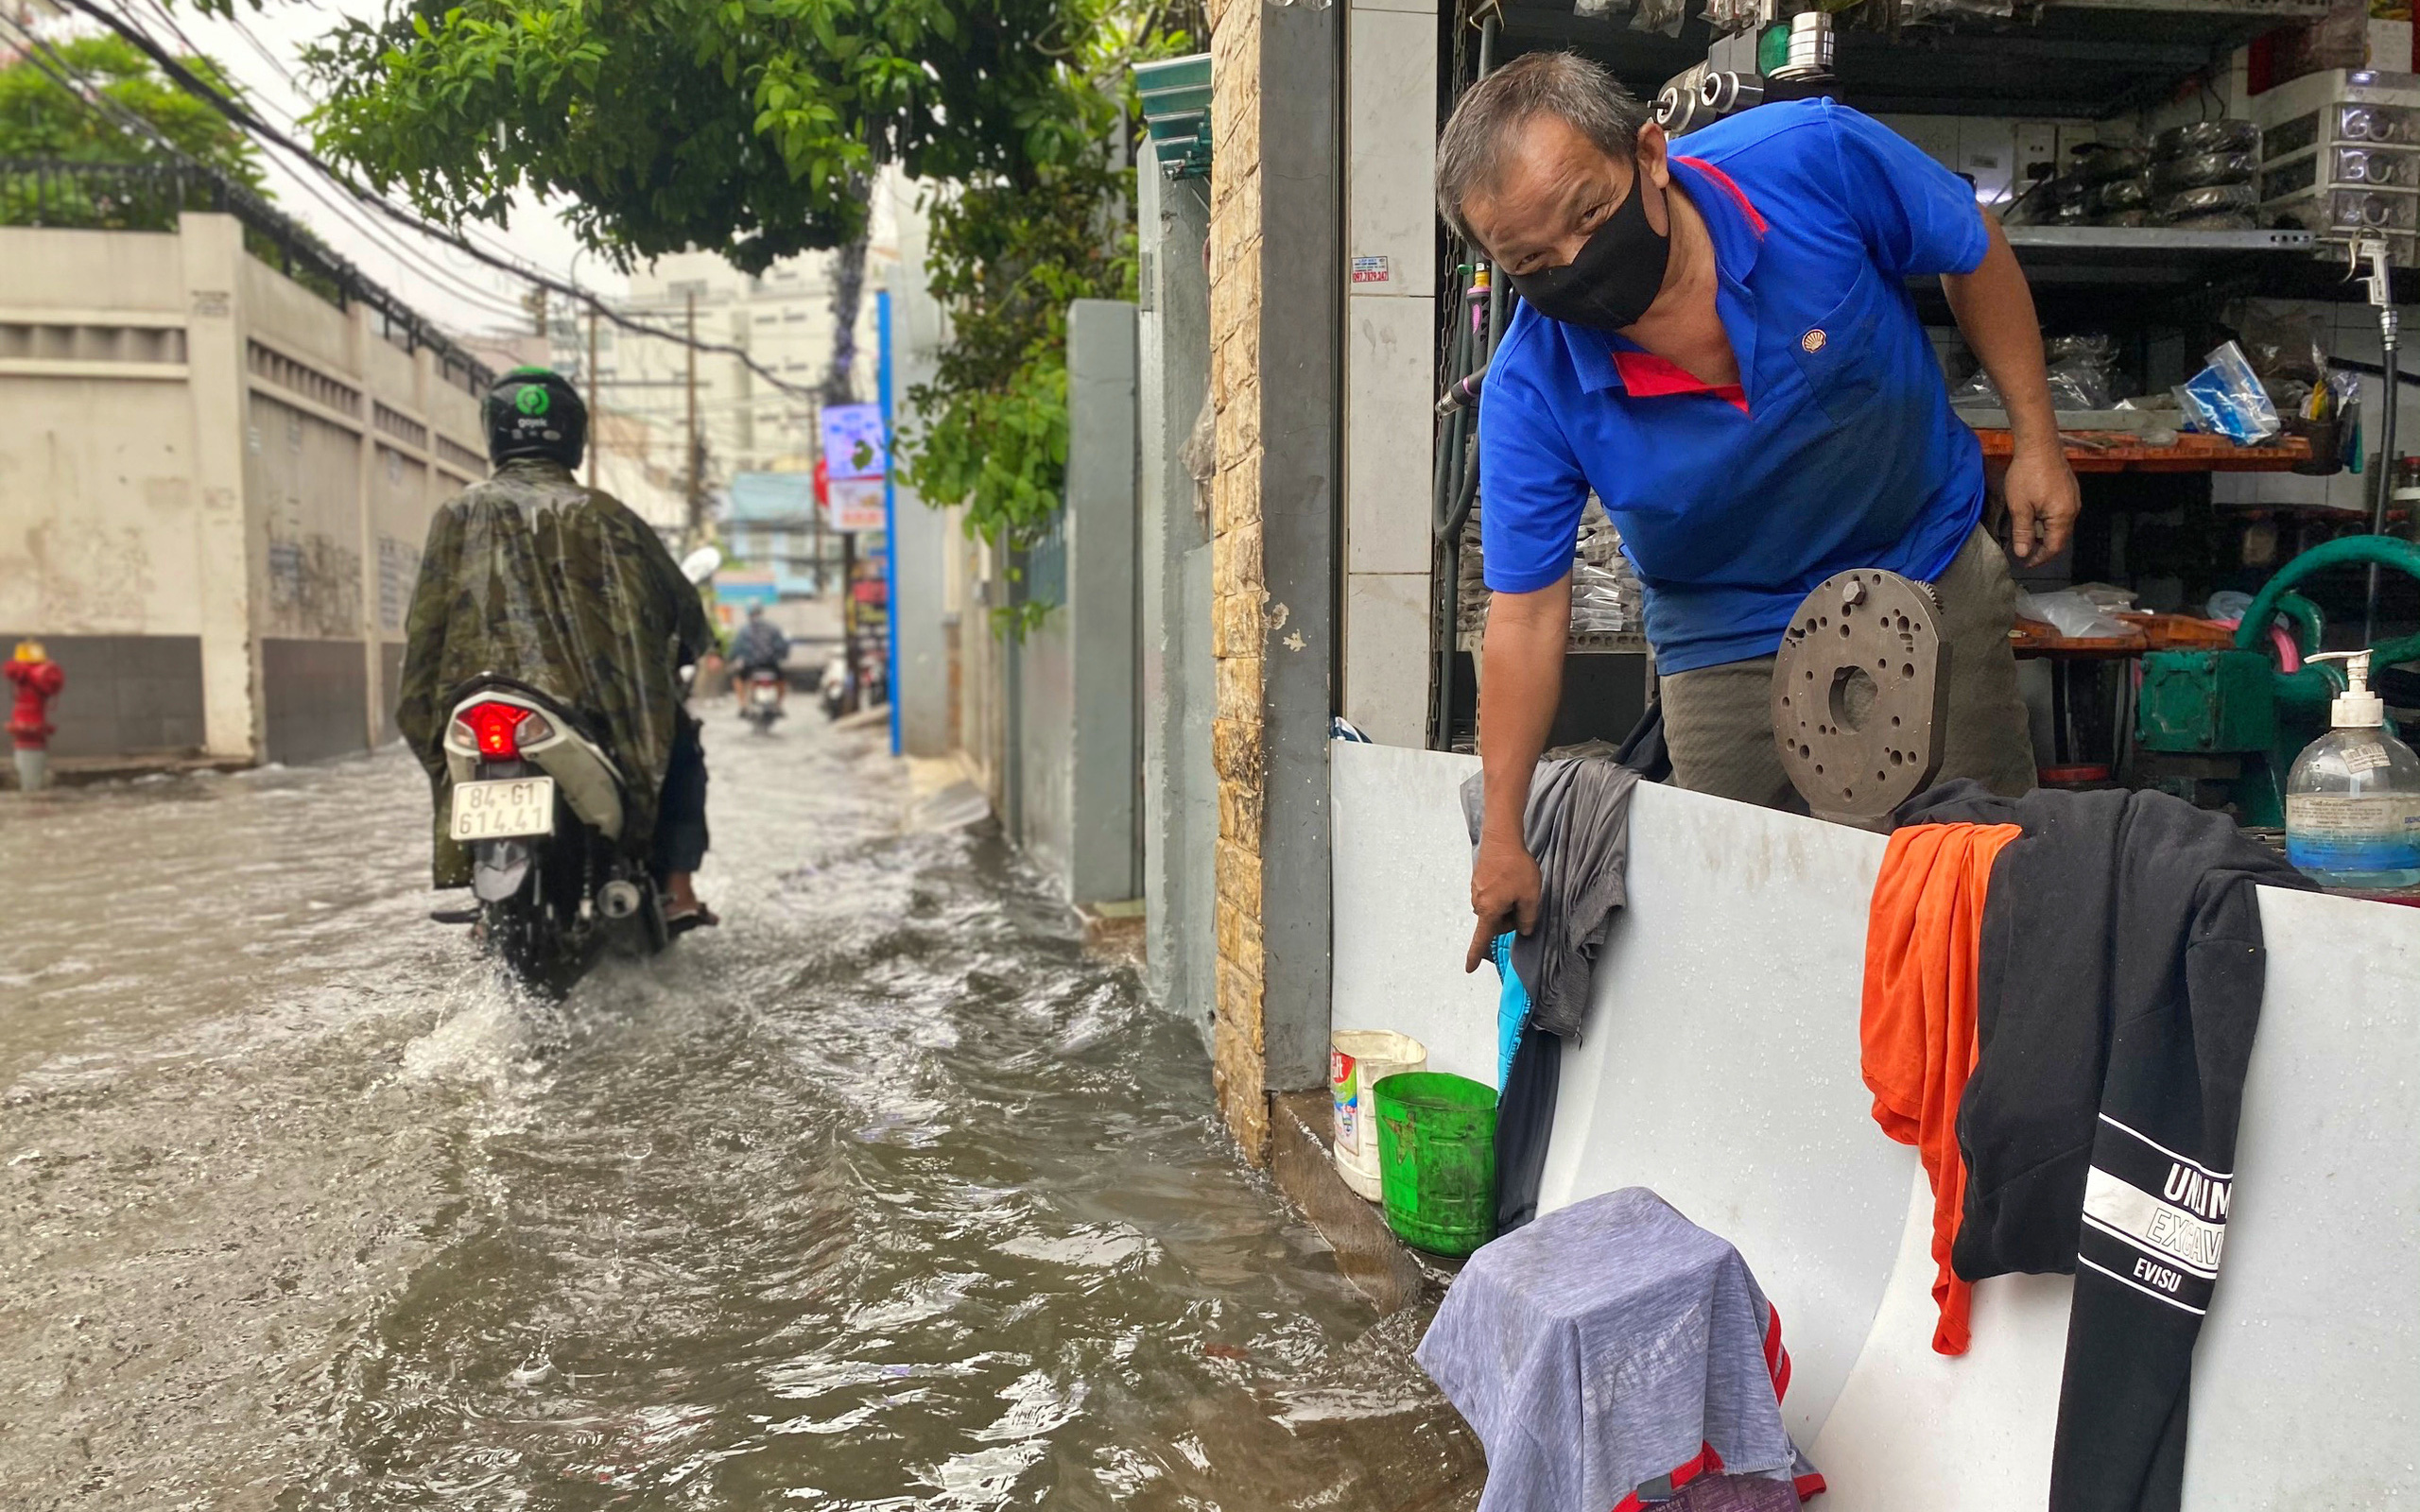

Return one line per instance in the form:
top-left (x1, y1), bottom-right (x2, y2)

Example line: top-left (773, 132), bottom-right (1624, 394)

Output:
top-left (1011, 301), bottom-right (1142, 905)
top-left (0, 634), bottom-right (205, 757)
top-left (1330, 741), bottom-right (2419, 1506)
top-left (1018, 524), bottom-right (1076, 882)
top-left (0, 214), bottom-right (484, 766)
top-left (1340, 0), bottom-right (1440, 749)
top-left (1138, 150), bottom-right (1220, 1038)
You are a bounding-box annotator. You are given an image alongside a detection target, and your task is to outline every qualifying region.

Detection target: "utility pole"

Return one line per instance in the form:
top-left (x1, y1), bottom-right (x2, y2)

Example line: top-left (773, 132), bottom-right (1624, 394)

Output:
top-left (585, 298), bottom-right (599, 490)
top-left (684, 289), bottom-right (701, 546)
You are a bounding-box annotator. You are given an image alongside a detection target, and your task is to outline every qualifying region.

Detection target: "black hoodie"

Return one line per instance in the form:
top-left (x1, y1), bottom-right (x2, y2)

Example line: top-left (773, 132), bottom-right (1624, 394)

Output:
top-left (1899, 781), bottom-right (2310, 1512)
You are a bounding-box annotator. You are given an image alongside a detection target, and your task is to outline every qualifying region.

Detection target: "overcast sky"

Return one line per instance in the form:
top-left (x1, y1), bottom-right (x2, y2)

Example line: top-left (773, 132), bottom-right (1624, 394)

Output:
top-left (106, 0), bottom-right (633, 335)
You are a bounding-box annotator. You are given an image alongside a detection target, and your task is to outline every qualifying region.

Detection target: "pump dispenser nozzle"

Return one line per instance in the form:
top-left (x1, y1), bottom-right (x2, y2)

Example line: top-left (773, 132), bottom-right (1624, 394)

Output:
top-left (2310, 649), bottom-right (2385, 729)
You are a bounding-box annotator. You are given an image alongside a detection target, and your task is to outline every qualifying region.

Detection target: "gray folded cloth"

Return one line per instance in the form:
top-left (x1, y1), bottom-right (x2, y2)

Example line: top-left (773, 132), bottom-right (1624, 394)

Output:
top-left (1460, 755), bottom-right (1638, 1040)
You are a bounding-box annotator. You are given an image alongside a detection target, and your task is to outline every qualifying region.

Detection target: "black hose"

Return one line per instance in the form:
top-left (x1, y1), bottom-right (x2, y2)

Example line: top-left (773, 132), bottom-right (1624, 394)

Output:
top-left (1430, 12), bottom-right (1499, 751)
top-left (1441, 427), bottom-right (1482, 542)
top-left (2369, 318), bottom-right (2401, 644)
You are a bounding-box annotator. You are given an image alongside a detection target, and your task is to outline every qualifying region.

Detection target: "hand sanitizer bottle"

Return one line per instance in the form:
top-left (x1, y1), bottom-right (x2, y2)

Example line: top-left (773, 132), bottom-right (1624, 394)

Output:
top-left (2286, 650), bottom-right (2420, 889)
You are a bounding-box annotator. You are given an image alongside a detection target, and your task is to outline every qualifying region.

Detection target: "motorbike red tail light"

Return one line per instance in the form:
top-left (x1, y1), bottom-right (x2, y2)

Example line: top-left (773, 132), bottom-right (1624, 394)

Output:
top-left (459, 701), bottom-right (532, 757)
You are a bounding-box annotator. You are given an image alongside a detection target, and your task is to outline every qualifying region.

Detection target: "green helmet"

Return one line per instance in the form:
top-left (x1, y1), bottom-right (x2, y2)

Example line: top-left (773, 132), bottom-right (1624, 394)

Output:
top-left (484, 367), bottom-right (587, 469)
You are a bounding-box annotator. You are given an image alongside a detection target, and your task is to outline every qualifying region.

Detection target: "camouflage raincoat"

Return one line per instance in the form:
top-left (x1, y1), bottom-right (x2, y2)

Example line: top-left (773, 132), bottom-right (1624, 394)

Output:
top-left (396, 458), bottom-right (712, 886)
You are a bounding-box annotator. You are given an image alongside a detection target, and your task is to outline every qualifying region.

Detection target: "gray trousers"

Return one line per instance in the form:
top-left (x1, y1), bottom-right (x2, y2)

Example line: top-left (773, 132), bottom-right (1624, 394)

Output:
top-left (1659, 525), bottom-right (2037, 809)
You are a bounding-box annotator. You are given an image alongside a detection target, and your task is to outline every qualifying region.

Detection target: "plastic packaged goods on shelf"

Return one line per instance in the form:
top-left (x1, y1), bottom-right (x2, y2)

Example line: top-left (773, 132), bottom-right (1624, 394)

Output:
top-left (2013, 135), bottom-right (2266, 232)
top-left (2152, 150), bottom-right (2260, 194)
top-left (2154, 118), bottom-right (2261, 160)
top-left (1455, 496), bottom-right (1642, 643)
top-left (1570, 498), bottom-right (1644, 637)
top-left (1955, 332), bottom-right (2118, 412)
top-left (2094, 177), bottom-right (2152, 213)
top-left (2176, 341), bottom-right (2283, 445)
top-left (1903, 0), bottom-right (2013, 24)
top-left (2157, 182), bottom-right (2260, 228)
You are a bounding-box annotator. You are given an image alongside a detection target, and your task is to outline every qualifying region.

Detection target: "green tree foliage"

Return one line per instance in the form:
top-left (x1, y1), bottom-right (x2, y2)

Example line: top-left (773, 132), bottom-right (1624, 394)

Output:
top-left (270, 0), bottom-right (1185, 635)
top-left (901, 161), bottom-right (1136, 635)
top-left (0, 33), bottom-right (267, 222)
top-left (288, 0), bottom-right (1105, 273)
top-left (898, 7), bottom-right (1185, 635)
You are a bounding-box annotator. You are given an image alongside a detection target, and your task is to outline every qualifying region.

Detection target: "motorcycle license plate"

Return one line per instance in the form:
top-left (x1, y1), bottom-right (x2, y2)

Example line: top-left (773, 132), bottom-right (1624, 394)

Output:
top-left (752, 684), bottom-right (779, 704)
top-left (449, 776), bottom-right (556, 841)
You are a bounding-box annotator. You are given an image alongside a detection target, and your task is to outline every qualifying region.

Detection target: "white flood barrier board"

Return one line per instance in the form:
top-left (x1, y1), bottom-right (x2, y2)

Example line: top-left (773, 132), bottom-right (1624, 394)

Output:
top-left (1329, 740), bottom-right (2418, 1506)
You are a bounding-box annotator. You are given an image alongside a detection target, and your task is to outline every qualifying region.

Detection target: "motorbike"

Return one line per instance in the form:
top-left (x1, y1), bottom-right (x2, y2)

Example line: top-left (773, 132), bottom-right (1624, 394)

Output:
top-left (439, 679), bottom-right (668, 993)
top-left (819, 653), bottom-right (852, 720)
top-left (430, 546), bottom-right (722, 995)
top-left (739, 666), bottom-right (786, 731)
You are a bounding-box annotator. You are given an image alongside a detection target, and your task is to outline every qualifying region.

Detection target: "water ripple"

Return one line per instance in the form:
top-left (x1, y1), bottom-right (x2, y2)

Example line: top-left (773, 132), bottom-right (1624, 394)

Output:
top-left (0, 720), bottom-right (1480, 1510)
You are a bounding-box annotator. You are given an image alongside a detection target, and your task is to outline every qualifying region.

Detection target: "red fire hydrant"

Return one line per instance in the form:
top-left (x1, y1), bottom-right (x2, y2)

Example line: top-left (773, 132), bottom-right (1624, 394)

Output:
top-left (7, 638), bottom-right (64, 792)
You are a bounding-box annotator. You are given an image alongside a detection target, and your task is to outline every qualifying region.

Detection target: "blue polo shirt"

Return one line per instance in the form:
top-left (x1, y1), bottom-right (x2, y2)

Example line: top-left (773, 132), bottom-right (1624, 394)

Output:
top-left (1478, 99), bottom-right (1991, 674)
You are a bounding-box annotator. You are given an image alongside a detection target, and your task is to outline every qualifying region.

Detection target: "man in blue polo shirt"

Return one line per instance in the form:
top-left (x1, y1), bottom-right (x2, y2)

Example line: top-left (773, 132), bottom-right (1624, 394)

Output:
top-left (1442, 53), bottom-right (2076, 966)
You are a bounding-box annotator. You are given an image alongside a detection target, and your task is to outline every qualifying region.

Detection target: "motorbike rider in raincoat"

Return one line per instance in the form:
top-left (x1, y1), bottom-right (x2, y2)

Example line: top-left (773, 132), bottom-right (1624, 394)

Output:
top-left (730, 604), bottom-right (790, 707)
top-left (395, 368), bottom-right (719, 931)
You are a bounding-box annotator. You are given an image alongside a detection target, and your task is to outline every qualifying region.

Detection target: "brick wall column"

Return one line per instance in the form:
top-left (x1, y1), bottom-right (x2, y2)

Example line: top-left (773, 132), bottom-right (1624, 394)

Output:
top-left (1207, 0), bottom-right (1270, 1158)
top-left (1206, 0), bottom-right (1339, 1162)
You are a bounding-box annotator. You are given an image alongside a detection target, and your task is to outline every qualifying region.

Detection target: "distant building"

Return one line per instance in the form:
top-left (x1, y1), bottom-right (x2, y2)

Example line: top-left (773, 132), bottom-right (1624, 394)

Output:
top-left (546, 189), bottom-right (899, 490)
top-left (724, 472), bottom-right (832, 595)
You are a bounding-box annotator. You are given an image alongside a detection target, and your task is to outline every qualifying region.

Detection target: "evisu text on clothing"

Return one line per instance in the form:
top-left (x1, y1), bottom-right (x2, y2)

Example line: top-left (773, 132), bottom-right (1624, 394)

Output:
top-left (2078, 1116), bottom-right (2231, 1316)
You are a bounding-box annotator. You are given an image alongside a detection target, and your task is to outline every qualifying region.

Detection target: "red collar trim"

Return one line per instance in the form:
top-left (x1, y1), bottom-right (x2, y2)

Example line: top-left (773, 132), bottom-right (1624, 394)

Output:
top-left (1674, 155), bottom-right (1768, 236)
top-left (1610, 349), bottom-right (1750, 413)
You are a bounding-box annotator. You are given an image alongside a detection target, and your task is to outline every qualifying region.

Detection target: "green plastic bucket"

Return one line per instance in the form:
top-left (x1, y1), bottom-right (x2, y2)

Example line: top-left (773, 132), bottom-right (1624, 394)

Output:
top-left (1374, 1072), bottom-right (1498, 1257)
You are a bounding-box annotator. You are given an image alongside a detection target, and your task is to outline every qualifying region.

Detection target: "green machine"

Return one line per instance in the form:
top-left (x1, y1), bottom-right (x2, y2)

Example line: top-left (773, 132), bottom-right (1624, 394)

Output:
top-left (2137, 536), bottom-right (2420, 825)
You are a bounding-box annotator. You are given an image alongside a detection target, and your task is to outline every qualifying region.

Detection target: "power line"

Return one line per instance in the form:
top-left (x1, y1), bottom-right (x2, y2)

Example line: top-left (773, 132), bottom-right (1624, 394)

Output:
top-left (56, 0), bottom-right (827, 400)
top-left (67, 1), bottom-right (570, 325)
top-left (2, 15), bottom-right (510, 392)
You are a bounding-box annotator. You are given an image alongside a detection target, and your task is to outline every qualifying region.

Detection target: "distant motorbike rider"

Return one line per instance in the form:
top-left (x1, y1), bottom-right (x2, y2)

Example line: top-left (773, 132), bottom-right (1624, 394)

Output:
top-left (395, 367), bottom-right (719, 931)
top-left (731, 604), bottom-right (789, 705)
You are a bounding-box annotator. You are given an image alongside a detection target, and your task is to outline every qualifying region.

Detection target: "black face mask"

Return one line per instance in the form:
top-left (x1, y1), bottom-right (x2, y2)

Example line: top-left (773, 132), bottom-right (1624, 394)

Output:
top-left (1505, 173), bottom-right (1670, 332)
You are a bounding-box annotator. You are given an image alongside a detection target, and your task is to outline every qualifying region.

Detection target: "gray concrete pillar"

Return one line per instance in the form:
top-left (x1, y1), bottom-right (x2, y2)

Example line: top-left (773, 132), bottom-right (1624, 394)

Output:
top-left (179, 213), bottom-right (257, 762)
top-left (351, 302), bottom-right (382, 749)
top-left (1060, 299), bottom-right (1141, 905)
top-left (1253, 2), bottom-right (1341, 1094)
top-left (1138, 152), bottom-right (1219, 1037)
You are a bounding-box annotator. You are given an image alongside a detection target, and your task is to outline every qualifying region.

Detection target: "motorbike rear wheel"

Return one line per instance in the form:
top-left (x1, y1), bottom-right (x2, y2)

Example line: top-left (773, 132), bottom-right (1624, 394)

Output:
top-left (481, 815), bottom-right (609, 997)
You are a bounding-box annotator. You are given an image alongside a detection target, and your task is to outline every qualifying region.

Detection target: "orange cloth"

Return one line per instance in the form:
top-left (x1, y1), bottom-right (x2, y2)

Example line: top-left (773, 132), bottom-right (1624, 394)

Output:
top-left (1860, 820), bottom-right (2022, 1357)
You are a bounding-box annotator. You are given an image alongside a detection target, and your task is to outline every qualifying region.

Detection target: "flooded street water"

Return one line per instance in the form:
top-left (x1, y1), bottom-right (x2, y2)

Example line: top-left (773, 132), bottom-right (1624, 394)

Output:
top-left (0, 713), bottom-right (1480, 1511)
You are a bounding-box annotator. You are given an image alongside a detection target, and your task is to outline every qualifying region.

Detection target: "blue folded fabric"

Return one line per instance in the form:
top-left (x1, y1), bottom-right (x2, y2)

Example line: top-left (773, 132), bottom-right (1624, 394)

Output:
top-left (1491, 931), bottom-right (1531, 1088)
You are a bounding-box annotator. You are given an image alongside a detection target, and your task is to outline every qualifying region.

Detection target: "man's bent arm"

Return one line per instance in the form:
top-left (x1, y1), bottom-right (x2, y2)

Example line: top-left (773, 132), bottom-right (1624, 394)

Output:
top-left (1941, 213), bottom-right (2081, 566)
top-left (1467, 575), bottom-right (1572, 972)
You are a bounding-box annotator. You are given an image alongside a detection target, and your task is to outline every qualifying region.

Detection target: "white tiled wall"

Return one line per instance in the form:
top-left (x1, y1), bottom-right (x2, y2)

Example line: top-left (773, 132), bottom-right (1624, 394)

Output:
top-left (1343, 0), bottom-right (1439, 745)
top-left (1347, 295), bottom-right (1433, 576)
top-left (1342, 573), bottom-right (1432, 747)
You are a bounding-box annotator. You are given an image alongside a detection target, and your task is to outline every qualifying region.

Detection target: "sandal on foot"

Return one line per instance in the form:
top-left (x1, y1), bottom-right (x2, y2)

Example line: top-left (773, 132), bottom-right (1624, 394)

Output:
top-left (666, 903), bottom-right (720, 936)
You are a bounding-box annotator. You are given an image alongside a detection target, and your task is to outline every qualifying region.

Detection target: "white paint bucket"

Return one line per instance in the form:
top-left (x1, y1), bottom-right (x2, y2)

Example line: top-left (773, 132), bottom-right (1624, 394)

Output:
top-left (1330, 1030), bottom-right (1426, 1200)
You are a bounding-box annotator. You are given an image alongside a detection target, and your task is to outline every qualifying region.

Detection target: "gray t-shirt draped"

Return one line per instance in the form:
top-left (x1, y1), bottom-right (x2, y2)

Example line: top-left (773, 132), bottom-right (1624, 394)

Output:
top-left (1460, 756), bottom-right (1639, 1040)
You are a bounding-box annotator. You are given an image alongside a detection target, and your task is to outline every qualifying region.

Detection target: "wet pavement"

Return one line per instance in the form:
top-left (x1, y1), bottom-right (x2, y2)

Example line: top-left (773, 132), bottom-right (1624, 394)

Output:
top-left (0, 712), bottom-right (1482, 1510)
